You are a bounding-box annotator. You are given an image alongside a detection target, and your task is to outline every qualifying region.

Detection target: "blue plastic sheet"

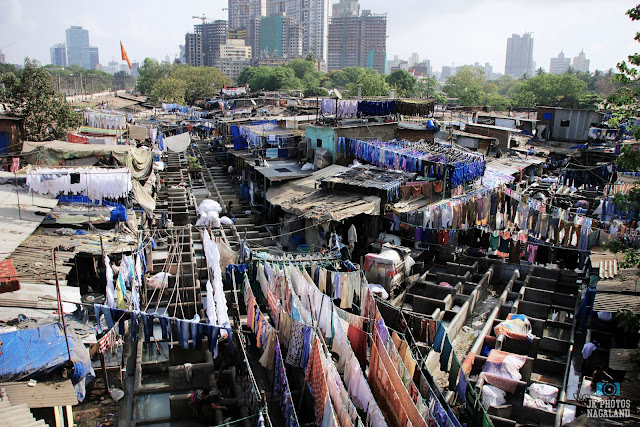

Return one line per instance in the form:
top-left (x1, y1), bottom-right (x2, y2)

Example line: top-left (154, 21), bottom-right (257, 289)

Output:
top-left (0, 323), bottom-right (92, 386)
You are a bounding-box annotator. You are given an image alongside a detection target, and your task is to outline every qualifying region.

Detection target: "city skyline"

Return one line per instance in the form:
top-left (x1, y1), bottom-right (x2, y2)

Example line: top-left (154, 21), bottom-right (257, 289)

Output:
top-left (1, 0), bottom-right (638, 73)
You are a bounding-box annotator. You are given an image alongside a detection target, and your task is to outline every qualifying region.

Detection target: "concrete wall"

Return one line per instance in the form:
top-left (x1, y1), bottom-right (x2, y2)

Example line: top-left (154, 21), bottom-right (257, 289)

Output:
top-left (305, 122), bottom-right (397, 166)
top-left (305, 125), bottom-right (336, 163)
top-left (551, 109), bottom-right (603, 142)
top-left (537, 108), bottom-right (604, 142)
top-left (465, 123), bottom-right (512, 149)
top-left (394, 127), bottom-right (436, 142)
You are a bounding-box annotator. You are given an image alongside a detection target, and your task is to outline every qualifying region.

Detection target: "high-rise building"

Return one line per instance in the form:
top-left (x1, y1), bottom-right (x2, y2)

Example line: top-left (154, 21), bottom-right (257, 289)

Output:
top-left (411, 60), bottom-right (431, 77)
top-left (50, 43), bottom-right (67, 67)
top-left (65, 26), bottom-right (99, 69)
top-left (228, 0), bottom-right (266, 33)
top-left (505, 33), bottom-right (535, 78)
top-left (228, 0), bottom-right (266, 59)
top-left (441, 66), bottom-right (455, 80)
top-left (89, 47), bottom-right (99, 70)
top-left (265, 0), bottom-right (330, 68)
top-left (185, 20), bottom-right (229, 68)
top-left (131, 62), bottom-right (140, 78)
top-left (220, 39), bottom-right (252, 59)
top-left (327, 4), bottom-right (386, 74)
top-left (482, 62), bottom-right (494, 80)
top-left (198, 20), bottom-right (228, 67)
top-left (359, 11), bottom-right (387, 74)
top-left (0, 50), bottom-right (5, 64)
top-left (550, 50), bottom-right (571, 74)
top-left (260, 14), bottom-right (303, 58)
top-left (185, 32), bottom-right (203, 67)
top-left (218, 39), bottom-right (252, 82)
top-left (408, 53), bottom-right (419, 67)
top-left (332, 0), bottom-right (359, 17)
top-left (572, 49), bottom-right (590, 73)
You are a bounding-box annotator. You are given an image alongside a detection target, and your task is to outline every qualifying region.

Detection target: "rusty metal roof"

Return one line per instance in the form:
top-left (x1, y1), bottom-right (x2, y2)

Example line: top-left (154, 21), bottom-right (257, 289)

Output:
top-left (0, 380), bottom-right (78, 408)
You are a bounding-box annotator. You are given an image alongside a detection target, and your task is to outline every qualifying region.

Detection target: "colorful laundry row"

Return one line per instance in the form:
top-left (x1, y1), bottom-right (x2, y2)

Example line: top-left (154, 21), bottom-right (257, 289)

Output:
top-left (93, 304), bottom-right (232, 354)
top-left (371, 296), bottom-right (490, 426)
top-left (347, 138), bottom-right (486, 187)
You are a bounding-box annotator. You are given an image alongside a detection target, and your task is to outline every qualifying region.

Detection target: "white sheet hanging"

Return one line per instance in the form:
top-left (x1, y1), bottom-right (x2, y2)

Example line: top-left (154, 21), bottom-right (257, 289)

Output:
top-left (26, 167), bottom-right (132, 200)
top-left (165, 133), bottom-right (191, 153)
top-left (201, 230), bottom-right (230, 328)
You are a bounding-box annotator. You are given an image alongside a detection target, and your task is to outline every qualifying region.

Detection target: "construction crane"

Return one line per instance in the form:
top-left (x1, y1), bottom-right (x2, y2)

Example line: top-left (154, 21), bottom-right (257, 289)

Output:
top-left (192, 15), bottom-right (209, 24)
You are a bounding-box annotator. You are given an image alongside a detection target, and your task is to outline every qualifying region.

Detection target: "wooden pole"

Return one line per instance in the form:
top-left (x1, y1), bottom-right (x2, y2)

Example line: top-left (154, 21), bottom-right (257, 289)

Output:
top-left (53, 249), bottom-right (72, 363)
top-left (14, 171), bottom-right (21, 220)
top-left (99, 351), bottom-right (110, 394)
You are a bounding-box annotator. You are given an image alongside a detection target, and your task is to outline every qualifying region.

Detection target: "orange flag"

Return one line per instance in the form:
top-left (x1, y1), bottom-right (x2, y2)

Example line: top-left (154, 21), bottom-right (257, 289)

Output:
top-left (120, 41), bottom-right (132, 70)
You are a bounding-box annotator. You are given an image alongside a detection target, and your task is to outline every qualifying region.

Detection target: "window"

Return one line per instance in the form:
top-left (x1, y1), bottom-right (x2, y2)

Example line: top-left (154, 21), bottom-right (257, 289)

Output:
top-left (560, 120), bottom-right (570, 127)
top-left (317, 139), bottom-right (322, 148)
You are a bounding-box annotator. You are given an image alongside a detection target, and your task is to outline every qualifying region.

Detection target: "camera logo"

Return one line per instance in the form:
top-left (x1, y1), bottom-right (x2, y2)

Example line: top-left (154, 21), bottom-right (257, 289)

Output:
top-left (596, 382), bottom-right (620, 396)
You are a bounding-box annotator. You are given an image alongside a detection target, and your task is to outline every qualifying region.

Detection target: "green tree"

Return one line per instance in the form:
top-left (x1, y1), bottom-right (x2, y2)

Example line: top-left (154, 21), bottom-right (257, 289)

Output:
top-left (304, 87), bottom-right (329, 97)
top-left (322, 67), bottom-right (366, 89)
top-left (386, 70), bottom-right (417, 97)
top-left (416, 75), bottom-right (439, 98)
top-left (511, 73), bottom-right (589, 108)
top-left (137, 58), bottom-right (175, 95)
top-left (536, 67), bottom-right (546, 76)
top-left (287, 58), bottom-right (317, 81)
top-left (171, 66), bottom-right (231, 104)
top-left (484, 92), bottom-right (512, 110)
top-left (608, 5), bottom-right (640, 222)
top-left (578, 92), bottom-right (603, 110)
top-left (0, 63), bottom-right (17, 75)
top-left (0, 59), bottom-right (80, 141)
top-left (248, 66), bottom-right (302, 92)
top-left (511, 90), bottom-right (537, 109)
top-left (151, 77), bottom-right (187, 104)
top-left (344, 69), bottom-right (389, 97)
top-left (237, 66), bottom-right (257, 87)
top-left (286, 58), bottom-right (323, 91)
top-left (494, 75), bottom-right (517, 96)
top-left (442, 66), bottom-right (486, 105)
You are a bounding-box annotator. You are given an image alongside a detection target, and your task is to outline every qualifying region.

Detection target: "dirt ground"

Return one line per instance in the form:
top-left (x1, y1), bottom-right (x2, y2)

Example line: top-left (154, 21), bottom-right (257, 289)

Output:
top-left (73, 371), bottom-right (121, 427)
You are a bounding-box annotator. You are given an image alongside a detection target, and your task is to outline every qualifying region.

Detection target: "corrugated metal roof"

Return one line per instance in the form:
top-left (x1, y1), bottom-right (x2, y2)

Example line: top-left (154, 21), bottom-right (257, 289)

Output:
top-left (0, 396), bottom-right (47, 426)
top-left (0, 380), bottom-right (78, 408)
top-left (0, 184), bottom-right (59, 263)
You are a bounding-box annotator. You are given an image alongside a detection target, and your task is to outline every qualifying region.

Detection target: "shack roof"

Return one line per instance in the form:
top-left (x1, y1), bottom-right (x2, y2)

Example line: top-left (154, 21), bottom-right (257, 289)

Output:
top-left (465, 123), bottom-right (524, 133)
top-left (8, 228), bottom-right (137, 285)
top-left (255, 160), bottom-right (312, 182)
top-left (452, 130), bottom-right (498, 141)
top-left (0, 379), bottom-right (78, 408)
top-left (0, 180), bottom-right (59, 262)
top-left (266, 164), bottom-right (381, 221)
top-left (320, 165), bottom-right (416, 190)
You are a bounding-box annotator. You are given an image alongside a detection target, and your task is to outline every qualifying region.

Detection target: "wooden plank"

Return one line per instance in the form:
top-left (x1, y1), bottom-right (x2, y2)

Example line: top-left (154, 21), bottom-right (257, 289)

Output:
top-left (609, 348), bottom-right (637, 371)
top-left (0, 380), bottom-right (78, 408)
top-left (65, 405), bottom-right (73, 427)
top-left (0, 282), bottom-right (80, 309)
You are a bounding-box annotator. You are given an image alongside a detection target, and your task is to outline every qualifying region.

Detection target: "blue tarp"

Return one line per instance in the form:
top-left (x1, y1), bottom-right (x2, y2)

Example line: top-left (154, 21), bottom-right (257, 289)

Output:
top-left (57, 195), bottom-right (123, 208)
top-left (0, 323), bottom-right (92, 386)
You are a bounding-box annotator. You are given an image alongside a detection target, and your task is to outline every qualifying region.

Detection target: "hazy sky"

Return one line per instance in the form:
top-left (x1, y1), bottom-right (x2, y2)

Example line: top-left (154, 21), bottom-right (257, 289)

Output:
top-left (1, 0), bottom-right (639, 74)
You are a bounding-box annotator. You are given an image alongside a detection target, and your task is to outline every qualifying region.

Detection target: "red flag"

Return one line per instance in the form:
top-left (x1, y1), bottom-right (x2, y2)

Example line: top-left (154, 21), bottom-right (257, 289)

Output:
top-left (120, 41), bottom-right (132, 70)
